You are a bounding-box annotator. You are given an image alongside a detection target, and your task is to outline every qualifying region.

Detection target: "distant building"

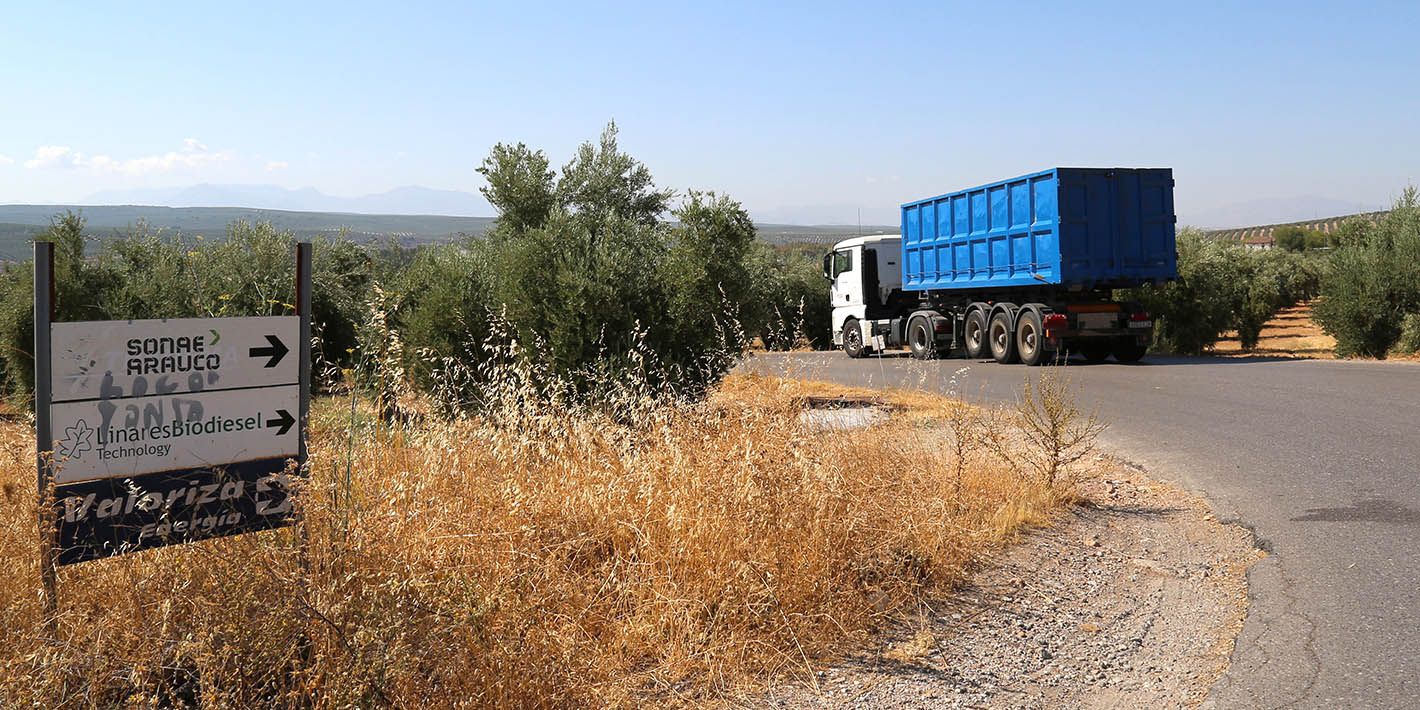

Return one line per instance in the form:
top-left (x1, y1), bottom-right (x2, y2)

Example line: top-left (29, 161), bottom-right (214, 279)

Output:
top-left (1241, 235), bottom-right (1274, 250)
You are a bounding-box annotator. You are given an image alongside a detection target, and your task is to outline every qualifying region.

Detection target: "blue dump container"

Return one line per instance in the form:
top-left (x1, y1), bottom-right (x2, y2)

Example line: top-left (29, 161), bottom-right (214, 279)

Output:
top-left (900, 168), bottom-right (1177, 292)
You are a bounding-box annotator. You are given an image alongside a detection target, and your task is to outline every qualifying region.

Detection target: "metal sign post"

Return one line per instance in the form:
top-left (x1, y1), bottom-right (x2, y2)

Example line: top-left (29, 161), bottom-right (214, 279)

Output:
top-left (35, 243), bottom-right (313, 576)
top-left (34, 241), bottom-right (58, 630)
top-left (296, 242), bottom-right (311, 478)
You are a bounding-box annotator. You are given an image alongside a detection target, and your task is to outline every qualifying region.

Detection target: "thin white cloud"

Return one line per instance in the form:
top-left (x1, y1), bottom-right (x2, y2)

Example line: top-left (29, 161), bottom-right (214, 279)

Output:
top-left (0, 154), bottom-right (13, 165)
top-left (265, 160), bottom-right (289, 172)
top-left (23, 139), bottom-right (231, 175)
top-left (25, 145), bottom-right (83, 169)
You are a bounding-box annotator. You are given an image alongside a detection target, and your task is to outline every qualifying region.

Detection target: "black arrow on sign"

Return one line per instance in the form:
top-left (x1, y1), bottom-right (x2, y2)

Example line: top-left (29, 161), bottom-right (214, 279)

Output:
top-left (249, 334), bottom-right (289, 368)
top-left (267, 409), bottom-right (295, 436)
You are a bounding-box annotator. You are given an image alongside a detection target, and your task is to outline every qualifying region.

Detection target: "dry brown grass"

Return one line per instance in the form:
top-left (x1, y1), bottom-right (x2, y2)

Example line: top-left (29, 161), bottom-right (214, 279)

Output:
top-left (0, 371), bottom-right (1086, 708)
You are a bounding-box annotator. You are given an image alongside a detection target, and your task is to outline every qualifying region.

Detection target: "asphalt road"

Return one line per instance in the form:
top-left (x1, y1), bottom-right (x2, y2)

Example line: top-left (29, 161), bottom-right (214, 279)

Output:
top-left (741, 351), bottom-right (1420, 709)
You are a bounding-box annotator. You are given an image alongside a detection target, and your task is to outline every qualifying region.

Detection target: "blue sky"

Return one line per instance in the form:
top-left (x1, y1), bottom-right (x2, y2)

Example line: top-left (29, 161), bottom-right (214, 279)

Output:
top-left (2, 0), bottom-right (1417, 225)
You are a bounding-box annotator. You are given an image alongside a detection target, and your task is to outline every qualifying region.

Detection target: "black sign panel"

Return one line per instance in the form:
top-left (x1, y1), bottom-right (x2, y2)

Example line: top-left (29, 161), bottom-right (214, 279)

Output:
top-left (52, 457), bottom-right (297, 565)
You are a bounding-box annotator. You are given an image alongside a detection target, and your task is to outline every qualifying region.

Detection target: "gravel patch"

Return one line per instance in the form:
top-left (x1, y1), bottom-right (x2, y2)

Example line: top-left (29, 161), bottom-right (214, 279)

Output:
top-left (756, 458), bottom-right (1259, 709)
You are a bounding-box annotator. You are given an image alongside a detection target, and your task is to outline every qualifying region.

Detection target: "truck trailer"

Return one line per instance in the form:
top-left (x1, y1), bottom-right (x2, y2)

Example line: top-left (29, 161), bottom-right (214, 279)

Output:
top-left (825, 167), bottom-right (1177, 365)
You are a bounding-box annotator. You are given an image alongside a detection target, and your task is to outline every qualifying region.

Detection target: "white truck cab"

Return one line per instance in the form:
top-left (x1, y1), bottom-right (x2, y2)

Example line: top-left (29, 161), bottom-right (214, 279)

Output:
top-left (823, 234), bottom-right (907, 354)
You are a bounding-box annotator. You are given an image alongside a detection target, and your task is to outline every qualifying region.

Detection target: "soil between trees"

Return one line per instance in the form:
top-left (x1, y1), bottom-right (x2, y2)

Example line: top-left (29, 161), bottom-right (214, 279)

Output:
top-left (757, 456), bottom-right (1259, 709)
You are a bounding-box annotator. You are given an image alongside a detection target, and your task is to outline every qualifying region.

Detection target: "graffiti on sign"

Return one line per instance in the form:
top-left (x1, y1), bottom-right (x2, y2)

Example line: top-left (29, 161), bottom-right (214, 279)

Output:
top-left (51, 316), bottom-right (297, 402)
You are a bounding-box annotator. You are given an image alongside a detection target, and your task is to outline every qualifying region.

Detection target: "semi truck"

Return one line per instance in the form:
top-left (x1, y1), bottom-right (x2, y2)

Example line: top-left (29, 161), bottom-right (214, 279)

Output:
top-left (824, 167), bottom-right (1177, 365)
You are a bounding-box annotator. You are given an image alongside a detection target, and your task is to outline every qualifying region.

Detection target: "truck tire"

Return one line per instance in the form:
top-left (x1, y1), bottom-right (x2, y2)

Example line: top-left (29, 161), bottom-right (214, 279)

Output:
top-left (988, 310), bottom-right (1018, 364)
top-left (964, 308), bottom-right (988, 359)
top-left (1079, 341), bottom-right (1112, 363)
top-left (908, 316), bottom-right (936, 360)
top-left (1113, 339), bottom-right (1148, 363)
top-left (842, 318), bottom-right (868, 359)
top-left (1016, 310), bottom-right (1050, 366)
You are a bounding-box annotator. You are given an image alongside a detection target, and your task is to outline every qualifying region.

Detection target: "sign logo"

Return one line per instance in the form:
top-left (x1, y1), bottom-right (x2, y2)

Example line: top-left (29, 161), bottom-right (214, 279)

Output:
top-left (59, 420), bottom-right (94, 460)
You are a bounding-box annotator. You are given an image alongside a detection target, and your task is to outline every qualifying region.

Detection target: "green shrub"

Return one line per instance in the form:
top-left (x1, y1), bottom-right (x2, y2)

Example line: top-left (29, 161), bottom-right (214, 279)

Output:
top-left (310, 237), bottom-right (377, 379)
top-left (1274, 226), bottom-right (1308, 252)
top-left (1123, 230), bottom-right (1241, 354)
top-left (1397, 313), bottom-right (1420, 355)
top-left (1274, 226), bottom-right (1329, 252)
top-left (490, 211), bottom-right (672, 391)
top-left (415, 123), bottom-right (760, 406)
top-left (1234, 250), bottom-right (1284, 350)
top-left (389, 241), bottom-right (495, 393)
top-left (1313, 189), bottom-right (1420, 358)
top-left (746, 243), bottom-right (833, 350)
top-left (662, 190), bottom-right (758, 368)
top-left (1269, 250), bottom-right (1326, 304)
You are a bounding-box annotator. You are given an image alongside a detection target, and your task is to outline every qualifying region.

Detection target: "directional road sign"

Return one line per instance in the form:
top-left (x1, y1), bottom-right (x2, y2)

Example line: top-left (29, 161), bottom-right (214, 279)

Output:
top-left (50, 316), bottom-right (298, 403)
top-left (35, 246), bottom-right (312, 568)
top-left (49, 385), bottom-right (301, 485)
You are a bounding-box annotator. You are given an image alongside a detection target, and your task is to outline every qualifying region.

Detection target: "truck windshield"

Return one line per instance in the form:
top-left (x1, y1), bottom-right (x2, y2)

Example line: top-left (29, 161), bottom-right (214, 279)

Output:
top-left (833, 250), bottom-right (853, 277)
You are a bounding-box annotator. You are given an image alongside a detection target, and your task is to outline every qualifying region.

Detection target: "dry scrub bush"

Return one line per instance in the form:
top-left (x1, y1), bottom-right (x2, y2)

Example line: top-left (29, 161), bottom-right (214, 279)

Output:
top-left (0, 360), bottom-right (1081, 707)
top-left (995, 372), bottom-right (1107, 490)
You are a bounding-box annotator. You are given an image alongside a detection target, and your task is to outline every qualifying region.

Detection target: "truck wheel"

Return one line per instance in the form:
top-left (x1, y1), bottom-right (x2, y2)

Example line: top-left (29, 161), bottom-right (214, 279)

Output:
top-left (908, 317), bottom-right (936, 360)
top-left (1113, 339), bottom-right (1148, 363)
top-left (988, 311), bottom-right (1018, 364)
top-left (1079, 341), bottom-right (1112, 363)
top-left (964, 309), bottom-right (988, 359)
top-left (1016, 310), bottom-right (1049, 366)
top-left (842, 318), bottom-right (867, 359)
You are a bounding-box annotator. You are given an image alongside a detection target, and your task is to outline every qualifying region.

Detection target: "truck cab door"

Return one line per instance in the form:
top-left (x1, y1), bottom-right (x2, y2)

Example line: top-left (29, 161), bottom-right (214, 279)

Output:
top-left (829, 247), bottom-right (862, 307)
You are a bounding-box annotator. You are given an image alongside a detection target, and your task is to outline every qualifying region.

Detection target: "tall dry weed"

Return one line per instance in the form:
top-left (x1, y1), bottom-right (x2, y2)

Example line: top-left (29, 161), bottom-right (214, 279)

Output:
top-left (0, 348), bottom-right (1084, 707)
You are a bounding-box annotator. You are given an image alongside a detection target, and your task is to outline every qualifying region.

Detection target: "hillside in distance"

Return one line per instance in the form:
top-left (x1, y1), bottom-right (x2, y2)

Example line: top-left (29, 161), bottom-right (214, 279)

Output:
top-left (0, 204), bottom-right (896, 261)
top-left (1181, 195), bottom-right (1386, 229)
top-left (0, 205), bottom-right (494, 259)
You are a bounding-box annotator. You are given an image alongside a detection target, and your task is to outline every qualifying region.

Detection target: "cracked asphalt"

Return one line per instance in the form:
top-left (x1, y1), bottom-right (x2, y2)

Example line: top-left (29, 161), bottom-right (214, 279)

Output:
top-left (741, 351), bottom-right (1420, 708)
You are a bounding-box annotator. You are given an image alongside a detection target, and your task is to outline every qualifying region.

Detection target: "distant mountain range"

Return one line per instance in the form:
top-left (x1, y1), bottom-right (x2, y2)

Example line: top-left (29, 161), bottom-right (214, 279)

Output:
top-left (84, 183), bottom-right (494, 217)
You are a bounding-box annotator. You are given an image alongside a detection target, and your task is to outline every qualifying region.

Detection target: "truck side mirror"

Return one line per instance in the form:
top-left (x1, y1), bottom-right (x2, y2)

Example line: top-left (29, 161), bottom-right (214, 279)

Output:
top-left (822, 253), bottom-right (833, 280)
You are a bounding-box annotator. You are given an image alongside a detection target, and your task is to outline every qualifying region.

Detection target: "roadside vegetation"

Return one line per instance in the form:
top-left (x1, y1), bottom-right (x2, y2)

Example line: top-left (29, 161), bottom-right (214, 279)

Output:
top-left (0, 122), bottom-right (1106, 705)
top-left (0, 360), bottom-right (1098, 705)
top-left (1122, 228), bottom-right (1324, 355)
top-left (1312, 188), bottom-right (1420, 358)
top-left (1128, 188), bottom-right (1420, 360)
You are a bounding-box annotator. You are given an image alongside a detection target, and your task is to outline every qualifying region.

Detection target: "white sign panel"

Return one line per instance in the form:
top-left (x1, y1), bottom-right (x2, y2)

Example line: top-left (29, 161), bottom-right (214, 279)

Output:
top-left (51, 316), bottom-right (298, 403)
top-left (49, 385), bottom-right (300, 485)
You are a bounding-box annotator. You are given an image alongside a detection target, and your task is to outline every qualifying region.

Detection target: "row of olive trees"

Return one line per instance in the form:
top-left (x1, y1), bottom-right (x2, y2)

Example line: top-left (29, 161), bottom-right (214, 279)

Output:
top-left (1122, 228), bottom-right (1324, 354)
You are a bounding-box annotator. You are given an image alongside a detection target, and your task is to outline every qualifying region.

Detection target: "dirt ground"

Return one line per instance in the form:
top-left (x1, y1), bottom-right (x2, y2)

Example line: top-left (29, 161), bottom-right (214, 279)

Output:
top-left (757, 457), bottom-right (1260, 709)
top-left (1211, 302), bottom-right (1336, 359)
